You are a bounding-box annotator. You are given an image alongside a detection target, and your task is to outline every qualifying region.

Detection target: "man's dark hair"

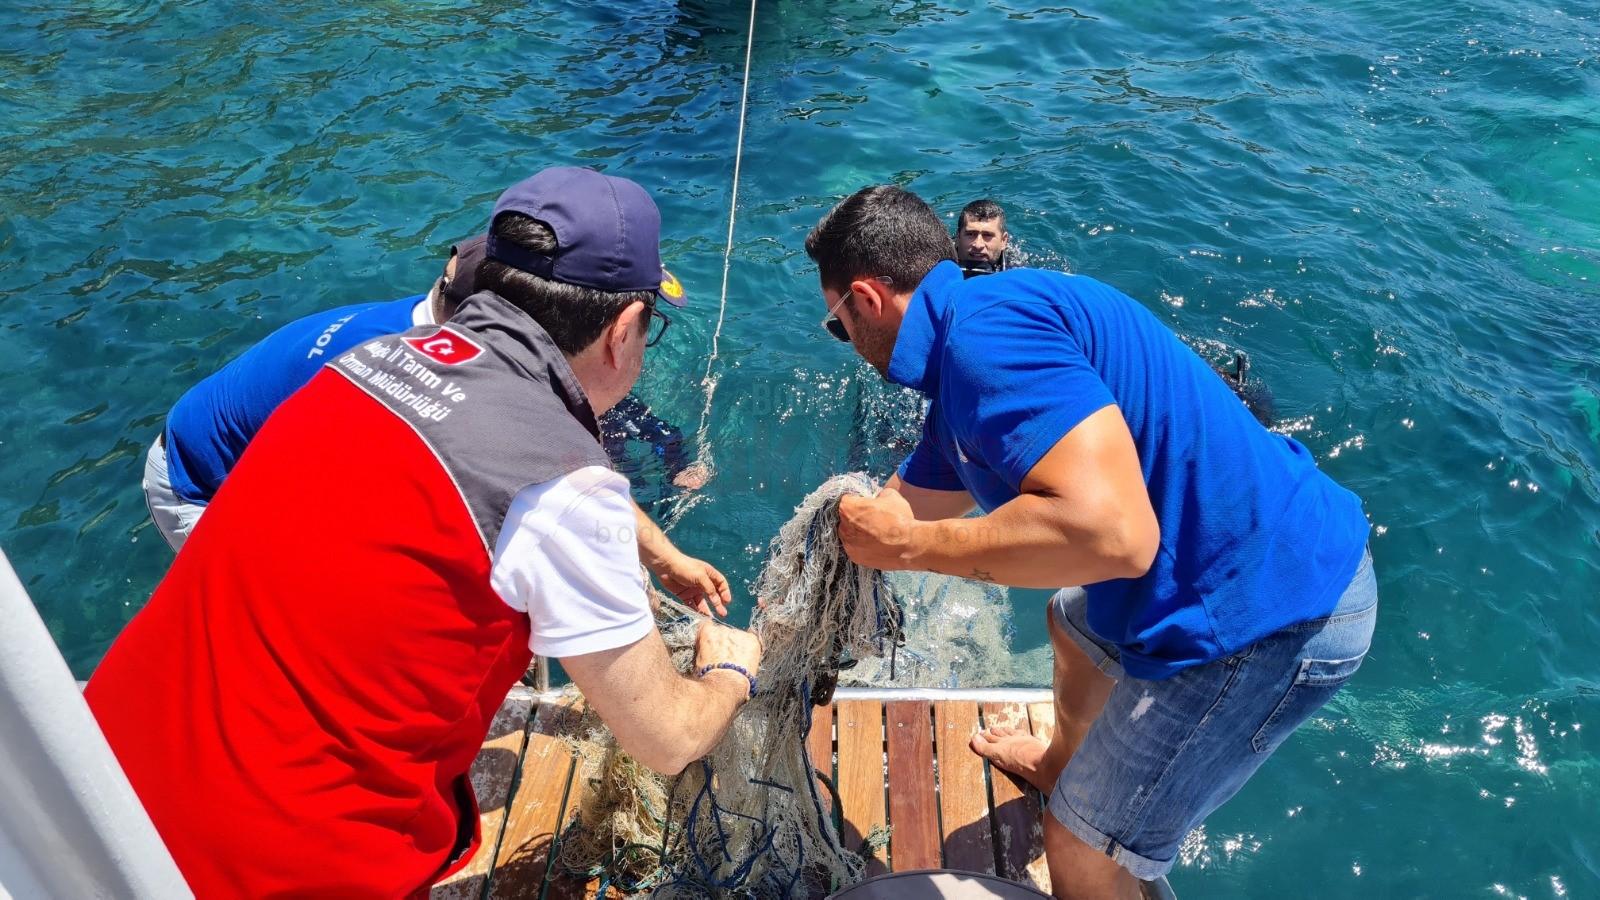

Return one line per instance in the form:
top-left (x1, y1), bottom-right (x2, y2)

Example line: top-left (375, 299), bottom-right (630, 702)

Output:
top-left (804, 185), bottom-right (955, 293)
top-left (957, 198), bottom-right (1007, 233)
top-left (475, 213), bottom-right (654, 355)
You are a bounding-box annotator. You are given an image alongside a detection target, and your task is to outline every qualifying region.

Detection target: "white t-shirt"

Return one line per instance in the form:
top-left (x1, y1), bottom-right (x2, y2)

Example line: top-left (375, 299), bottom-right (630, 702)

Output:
top-left (489, 465), bottom-right (653, 658)
top-left (411, 291), bottom-right (437, 328)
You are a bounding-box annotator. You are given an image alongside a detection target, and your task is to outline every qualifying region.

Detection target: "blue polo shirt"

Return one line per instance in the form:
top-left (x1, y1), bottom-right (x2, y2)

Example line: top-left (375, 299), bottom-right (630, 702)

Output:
top-left (163, 295), bottom-right (427, 504)
top-left (890, 261), bottom-right (1368, 679)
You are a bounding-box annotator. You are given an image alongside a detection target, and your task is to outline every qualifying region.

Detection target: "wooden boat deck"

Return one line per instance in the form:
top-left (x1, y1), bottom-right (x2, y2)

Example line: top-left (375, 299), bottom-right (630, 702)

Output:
top-left (432, 687), bottom-right (1058, 899)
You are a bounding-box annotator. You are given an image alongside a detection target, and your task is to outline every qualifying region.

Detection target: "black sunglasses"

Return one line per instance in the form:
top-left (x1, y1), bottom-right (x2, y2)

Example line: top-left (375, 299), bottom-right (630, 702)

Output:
top-left (645, 302), bottom-right (671, 347)
top-left (820, 276), bottom-right (893, 343)
top-left (820, 288), bottom-right (854, 342)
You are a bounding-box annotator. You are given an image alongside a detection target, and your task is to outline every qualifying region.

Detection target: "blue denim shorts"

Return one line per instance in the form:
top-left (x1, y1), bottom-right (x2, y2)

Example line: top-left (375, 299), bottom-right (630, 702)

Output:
top-left (1046, 550), bottom-right (1378, 879)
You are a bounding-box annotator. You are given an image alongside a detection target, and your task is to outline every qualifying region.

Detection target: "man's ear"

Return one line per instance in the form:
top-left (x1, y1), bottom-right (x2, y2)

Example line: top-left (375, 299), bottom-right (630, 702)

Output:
top-left (851, 278), bottom-right (891, 318)
top-left (607, 301), bottom-right (647, 366)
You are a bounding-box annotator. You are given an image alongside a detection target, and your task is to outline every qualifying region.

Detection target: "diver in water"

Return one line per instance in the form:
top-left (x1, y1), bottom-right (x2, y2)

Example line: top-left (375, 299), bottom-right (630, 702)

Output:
top-left (955, 198), bottom-right (1013, 278)
top-left (601, 394), bottom-right (697, 504)
top-left (844, 379), bottom-right (925, 474)
top-left (1215, 350), bottom-right (1276, 428)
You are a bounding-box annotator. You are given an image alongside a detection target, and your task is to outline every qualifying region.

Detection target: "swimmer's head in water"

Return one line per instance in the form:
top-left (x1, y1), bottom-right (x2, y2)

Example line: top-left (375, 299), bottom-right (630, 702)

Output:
top-left (955, 198), bottom-right (1009, 269)
top-left (672, 461), bottom-right (710, 491)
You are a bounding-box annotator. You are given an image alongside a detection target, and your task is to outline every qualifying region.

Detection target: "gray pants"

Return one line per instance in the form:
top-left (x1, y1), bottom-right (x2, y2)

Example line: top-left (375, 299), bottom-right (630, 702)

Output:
top-left (142, 437), bottom-right (205, 551)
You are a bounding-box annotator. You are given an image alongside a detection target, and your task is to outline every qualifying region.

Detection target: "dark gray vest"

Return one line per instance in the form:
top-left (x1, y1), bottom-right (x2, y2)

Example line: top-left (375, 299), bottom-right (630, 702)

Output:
top-left (328, 290), bottom-right (613, 554)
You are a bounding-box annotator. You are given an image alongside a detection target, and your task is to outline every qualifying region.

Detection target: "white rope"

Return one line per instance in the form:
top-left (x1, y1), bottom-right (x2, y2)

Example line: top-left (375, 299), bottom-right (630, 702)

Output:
top-left (682, 0), bottom-right (756, 492)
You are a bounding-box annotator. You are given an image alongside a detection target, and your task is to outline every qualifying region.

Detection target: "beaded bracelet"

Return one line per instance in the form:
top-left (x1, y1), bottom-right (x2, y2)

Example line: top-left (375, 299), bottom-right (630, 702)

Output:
top-left (696, 662), bottom-right (757, 699)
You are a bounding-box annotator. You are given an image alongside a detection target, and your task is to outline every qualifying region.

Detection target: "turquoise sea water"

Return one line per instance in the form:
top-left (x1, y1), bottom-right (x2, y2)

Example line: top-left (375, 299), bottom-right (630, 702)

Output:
top-left (1, 0), bottom-right (1597, 895)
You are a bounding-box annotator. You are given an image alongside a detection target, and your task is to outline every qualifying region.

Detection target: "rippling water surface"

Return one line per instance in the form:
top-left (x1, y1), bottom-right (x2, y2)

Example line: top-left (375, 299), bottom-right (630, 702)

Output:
top-left (2, 1), bottom-right (1597, 895)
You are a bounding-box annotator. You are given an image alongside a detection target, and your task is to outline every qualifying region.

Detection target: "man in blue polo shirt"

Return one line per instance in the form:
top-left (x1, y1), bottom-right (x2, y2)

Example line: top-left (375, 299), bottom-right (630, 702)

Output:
top-left (142, 236), bottom-right (489, 549)
top-left (144, 234), bottom-right (732, 614)
top-left (807, 186), bottom-right (1374, 898)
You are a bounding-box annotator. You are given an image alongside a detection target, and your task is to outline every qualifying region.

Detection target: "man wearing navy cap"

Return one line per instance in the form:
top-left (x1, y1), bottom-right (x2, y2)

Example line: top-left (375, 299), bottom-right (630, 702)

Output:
top-left (808, 186), bottom-right (1373, 899)
top-left (88, 167), bottom-right (763, 898)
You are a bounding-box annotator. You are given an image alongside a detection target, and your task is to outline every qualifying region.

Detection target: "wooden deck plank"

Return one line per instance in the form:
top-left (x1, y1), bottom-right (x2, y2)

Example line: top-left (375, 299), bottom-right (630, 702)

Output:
top-left (884, 701), bottom-right (940, 871)
top-left (472, 694), bottom-right (1061, 897)
top-left (542, 745), bottom-right (603, 900)
top-left (836, 699), bottom-right (888, 876)
top-left (487, 698), bottom-right (579, 900)
top-left (539, 701), bottom-right (604, 900)
top-left (1027, 702), bottom-right (1057, 742)
top-left (431, 687), bottom-right (536, 900)
top-left (807, 702), bottom-right (836, 821)
top-left (934, 700), bottom-right (995, 874)
top-left (981, 702), bottom-right (1046, 889)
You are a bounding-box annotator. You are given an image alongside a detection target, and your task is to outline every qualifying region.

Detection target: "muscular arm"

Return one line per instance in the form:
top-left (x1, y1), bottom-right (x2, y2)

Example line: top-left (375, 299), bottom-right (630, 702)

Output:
top-left (843, 406), bottom-right (1158, 588)
top-left (506, 470), bottom-right (751, 774)
top-left (560, 628), bottom-right (750, 775)
top-left (914, 406), bottom-right (1157, 587)
top-left (882, 472), bottom-right (977, 521)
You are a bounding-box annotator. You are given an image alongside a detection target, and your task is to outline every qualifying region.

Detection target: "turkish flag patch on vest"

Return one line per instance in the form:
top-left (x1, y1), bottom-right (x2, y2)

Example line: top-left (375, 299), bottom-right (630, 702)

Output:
top-left (404, 327), bottom-right (484, 366)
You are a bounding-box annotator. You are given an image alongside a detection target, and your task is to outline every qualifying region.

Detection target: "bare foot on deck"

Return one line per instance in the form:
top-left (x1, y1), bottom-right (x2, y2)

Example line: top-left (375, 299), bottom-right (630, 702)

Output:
top-left (970, 726), bottom-right (1054, 793)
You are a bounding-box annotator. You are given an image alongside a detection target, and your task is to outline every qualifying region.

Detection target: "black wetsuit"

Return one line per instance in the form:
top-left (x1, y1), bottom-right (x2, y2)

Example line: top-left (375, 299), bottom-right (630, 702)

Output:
top-left (958, 248), bottom-right (1012, 279)
top-left (599, 394), bottom-right (690, 506)
top-left (1214, 352), bottom-right (1276, 427)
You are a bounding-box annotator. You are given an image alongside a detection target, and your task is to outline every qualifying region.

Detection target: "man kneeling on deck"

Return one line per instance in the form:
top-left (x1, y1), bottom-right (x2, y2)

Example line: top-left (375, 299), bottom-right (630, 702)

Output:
top-left (87, 167), bottom-right (762, 898)
top-left (807, 186), bottom-right (1374, 899)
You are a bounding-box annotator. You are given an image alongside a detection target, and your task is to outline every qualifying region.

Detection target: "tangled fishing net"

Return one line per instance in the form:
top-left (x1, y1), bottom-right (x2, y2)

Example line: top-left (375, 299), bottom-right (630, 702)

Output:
top-left (551, 473), bottom-right (1015, 897)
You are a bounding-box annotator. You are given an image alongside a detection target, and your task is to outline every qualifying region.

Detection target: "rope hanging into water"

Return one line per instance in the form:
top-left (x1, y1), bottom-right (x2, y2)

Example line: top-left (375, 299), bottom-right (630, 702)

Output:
top-left (669, 0), bottom-right (756, 521)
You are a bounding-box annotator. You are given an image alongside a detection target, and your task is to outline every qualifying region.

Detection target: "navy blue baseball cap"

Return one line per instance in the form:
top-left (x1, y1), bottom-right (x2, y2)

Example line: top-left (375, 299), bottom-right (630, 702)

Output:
top-left (441, 234), bottom-right (487, 306)
top-left (485, 167), bottom-right (686, 307)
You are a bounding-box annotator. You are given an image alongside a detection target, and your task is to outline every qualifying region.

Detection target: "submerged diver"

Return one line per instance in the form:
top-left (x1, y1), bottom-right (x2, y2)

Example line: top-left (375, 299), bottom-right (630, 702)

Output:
top-left (601, 393), bottom-right (698, 502)
top-left (1217, 349), bottom-right (1276, 427)
top-left (809, 185), bottom-right (1374, 900)
top-left (843, 379), bottom-right (925, 474)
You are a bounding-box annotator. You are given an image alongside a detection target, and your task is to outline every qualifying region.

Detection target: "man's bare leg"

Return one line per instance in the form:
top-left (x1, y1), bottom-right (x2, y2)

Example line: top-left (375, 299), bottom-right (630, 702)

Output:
top-left (971, 604), bottom-right (1139, 900)
top-left (970, 605), bottom-right (1114, 792)
top-left (1044, 811), bottom-right (1142, 900)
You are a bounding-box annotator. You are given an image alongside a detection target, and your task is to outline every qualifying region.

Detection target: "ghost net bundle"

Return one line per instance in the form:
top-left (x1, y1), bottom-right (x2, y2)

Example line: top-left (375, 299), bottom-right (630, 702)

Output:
top-left (553, 473), bottom-right (903, 898)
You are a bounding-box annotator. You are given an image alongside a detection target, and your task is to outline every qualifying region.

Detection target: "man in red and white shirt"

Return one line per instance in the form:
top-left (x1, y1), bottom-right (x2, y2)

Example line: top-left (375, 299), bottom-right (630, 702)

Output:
top-left (87, 167), bottom-right (762, 897)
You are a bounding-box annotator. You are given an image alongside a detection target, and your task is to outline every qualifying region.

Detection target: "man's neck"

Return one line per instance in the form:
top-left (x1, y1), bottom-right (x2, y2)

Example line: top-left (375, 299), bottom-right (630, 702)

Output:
top-left (565, 351), bottom-right (624, 417)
